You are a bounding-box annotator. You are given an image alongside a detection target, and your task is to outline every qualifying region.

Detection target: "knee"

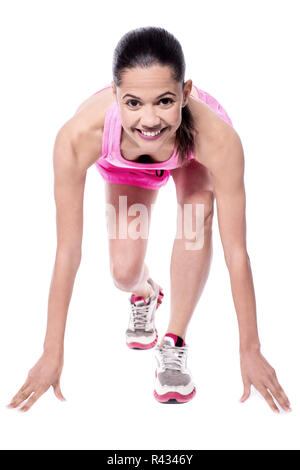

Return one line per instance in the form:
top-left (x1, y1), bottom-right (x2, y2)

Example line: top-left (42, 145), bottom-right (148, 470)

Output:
top-left (110, 259), bottom-right (143, 291)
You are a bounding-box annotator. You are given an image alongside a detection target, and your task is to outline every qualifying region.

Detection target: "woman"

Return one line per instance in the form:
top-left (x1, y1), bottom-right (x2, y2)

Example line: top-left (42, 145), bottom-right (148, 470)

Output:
top-left (8, 27), bottom-right (291, 412)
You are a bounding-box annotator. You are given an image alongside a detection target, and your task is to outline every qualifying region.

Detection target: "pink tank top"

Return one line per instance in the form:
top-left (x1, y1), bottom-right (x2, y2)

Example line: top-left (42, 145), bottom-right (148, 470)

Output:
top-left (93, 83), bottom-right (233, 170)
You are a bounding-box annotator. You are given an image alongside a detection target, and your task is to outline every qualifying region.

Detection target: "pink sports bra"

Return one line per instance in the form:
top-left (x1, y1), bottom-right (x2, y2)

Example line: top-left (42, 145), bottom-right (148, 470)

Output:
top-left (92, 83), bottom-right (233, 170)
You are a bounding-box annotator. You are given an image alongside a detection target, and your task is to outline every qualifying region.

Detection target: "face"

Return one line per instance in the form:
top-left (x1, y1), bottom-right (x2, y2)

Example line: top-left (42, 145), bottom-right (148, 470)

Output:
top-left (111, 65), bottom-right (192, 148)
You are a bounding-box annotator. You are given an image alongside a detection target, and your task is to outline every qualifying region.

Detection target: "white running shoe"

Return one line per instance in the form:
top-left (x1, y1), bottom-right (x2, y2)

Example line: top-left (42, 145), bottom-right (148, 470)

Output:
top-left (126, 278), bottom-right (164, 349)
top-left (154, 334), bottom-right (196, 403)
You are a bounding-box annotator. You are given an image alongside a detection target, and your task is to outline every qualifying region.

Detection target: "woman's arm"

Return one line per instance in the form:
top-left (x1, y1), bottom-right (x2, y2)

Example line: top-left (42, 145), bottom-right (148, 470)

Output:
top-left (43, 127), bottom-right (86, 352)
top-left (211, 132), bottom-right (259, 350)
top-left (208, 130), bottom-right (291, 413)
top-left (8, 124), bottom-right (88, 412)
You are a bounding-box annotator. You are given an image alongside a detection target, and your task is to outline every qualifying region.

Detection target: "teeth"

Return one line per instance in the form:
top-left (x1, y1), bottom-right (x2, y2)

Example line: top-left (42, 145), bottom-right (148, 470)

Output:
top-left (140, 129), bottom-right (162, 136)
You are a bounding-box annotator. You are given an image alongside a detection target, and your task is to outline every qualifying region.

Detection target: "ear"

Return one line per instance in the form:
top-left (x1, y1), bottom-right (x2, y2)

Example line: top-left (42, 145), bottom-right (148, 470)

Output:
top-left (182, 79), bottom-right (193, 107)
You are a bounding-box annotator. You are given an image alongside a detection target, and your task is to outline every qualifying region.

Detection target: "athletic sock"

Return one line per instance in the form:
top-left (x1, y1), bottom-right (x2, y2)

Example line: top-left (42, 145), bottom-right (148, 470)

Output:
top-left (164, 333), bottom-right (186, 347)
top-left (131, 293), bottom-right (151, 305)
top-left (131, 284), bottom-right (154, 305)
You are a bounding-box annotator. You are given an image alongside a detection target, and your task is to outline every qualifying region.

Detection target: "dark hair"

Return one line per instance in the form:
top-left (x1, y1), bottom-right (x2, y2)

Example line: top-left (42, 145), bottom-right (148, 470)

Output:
top-left (112, 26), bottom-right (196, 166)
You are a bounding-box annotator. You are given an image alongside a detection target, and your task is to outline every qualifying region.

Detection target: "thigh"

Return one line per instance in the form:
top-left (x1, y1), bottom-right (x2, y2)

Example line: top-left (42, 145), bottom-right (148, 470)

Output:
top-left (105, 182), bottom-right (159, 272)
top-left (171, 159), bottom-right (214, 213)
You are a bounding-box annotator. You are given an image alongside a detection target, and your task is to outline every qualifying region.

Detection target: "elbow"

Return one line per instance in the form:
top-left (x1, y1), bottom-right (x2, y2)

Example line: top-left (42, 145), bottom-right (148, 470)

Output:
top-left (56, 246), bottom-right (82, 267)
top-left (224, 248), bottom-right (250, 270)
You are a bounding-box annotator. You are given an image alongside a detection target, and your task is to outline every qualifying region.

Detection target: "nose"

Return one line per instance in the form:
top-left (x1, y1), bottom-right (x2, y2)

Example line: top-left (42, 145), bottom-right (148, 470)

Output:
top-left (139, 105), bottom-right (161, 130)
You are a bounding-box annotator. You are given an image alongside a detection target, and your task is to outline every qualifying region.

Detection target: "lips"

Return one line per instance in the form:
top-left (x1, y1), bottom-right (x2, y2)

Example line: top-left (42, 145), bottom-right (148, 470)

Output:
top-left (136, 127), bottom-right (167, 141)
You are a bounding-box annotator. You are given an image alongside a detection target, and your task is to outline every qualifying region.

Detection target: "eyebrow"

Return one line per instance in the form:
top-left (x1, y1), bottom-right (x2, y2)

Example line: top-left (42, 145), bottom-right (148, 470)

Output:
top-left (122, 91), bottom-right (176, 100)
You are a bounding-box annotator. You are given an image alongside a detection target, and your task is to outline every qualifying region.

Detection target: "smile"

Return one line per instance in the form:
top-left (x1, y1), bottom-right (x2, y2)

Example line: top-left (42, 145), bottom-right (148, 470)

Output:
top-left (136, 127), bottom-right (167, 140)
top-left (140, 129), bottom-right (162, 136)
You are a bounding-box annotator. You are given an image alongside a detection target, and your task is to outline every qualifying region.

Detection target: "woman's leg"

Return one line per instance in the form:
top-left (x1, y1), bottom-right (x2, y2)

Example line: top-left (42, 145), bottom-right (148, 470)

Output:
top-left (167, 160), bottom-right (215, 340)
top-left (105, 182), bottom-right (159, 297)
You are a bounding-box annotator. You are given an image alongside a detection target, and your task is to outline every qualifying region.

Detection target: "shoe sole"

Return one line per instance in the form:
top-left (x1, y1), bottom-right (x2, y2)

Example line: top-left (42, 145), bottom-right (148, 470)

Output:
top-left (126, 286), bottom-right (164, 350)
top-left (127, 329), bottom-right (158, 349)
top-left (153, 387), bottom-right (196, 404)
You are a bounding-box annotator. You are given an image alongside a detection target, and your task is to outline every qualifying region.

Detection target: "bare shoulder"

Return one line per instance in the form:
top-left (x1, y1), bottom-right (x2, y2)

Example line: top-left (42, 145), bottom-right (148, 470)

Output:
top-left (188, 94), bottom-right (241, 175)
top-left (60, 85), bottom-right (115, 170)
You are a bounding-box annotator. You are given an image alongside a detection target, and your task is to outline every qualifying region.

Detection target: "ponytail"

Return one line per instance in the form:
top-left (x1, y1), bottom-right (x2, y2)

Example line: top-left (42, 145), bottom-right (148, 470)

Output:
top-left (175, 102), bottom-right (197, 165)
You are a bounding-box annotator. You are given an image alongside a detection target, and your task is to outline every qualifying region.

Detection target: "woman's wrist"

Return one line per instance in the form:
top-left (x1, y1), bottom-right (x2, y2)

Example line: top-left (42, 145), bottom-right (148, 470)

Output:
top-left (239, 340), bottom-right (261, 355)
top-left (43, 340), bottom-right (64, 357)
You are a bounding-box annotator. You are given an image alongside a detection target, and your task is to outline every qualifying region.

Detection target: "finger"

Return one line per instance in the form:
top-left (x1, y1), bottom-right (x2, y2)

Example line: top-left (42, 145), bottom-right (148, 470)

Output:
top-left (256, 384), bottom-right (280, 413)
top-left (272, 378), bottom-right (291, 407)
top-left (53, 383), bottom-right (66, 401)
top-left (240, 381), bottom-right (251, 402)
top-left (267, 379), bottom-right (291, 411)
top-left (8, 386), bottom-right (34, 408)
top-left (264, 366), bottom-right (292, 410)
top-left (8, 380), bottom-right (31, 405)
top-left (19, 388), bottom-right (45, 412)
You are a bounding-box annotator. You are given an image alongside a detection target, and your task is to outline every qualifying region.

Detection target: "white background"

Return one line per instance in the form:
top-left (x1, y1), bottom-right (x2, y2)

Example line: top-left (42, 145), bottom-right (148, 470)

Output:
top-left (0, 0), bottom-right (299, 450)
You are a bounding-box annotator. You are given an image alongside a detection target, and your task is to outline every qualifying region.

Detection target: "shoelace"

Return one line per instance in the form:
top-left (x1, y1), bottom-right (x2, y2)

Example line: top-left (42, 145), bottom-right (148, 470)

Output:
top-left (156, 344), bottom-right (188, 371)
top-left (129, 300), bottom-right (152, 329)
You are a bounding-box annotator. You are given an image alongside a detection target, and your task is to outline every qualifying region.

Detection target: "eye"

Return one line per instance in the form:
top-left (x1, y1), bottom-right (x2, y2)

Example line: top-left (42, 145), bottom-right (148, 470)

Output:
top-left (125, 97), bottom-right (174, 108)
top-left (126, 99), bottom-right (140, 108)
top-left (159, 98), bottom-right (174, 105)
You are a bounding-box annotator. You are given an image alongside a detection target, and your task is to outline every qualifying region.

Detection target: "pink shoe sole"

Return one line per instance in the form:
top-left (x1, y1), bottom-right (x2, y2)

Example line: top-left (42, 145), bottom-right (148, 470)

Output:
top-left (153, 387), bottom-right (196, 403)
top-left (127, 329), bottom-right (158, 349)
top-left (126, 286), bottom-right (164, 350)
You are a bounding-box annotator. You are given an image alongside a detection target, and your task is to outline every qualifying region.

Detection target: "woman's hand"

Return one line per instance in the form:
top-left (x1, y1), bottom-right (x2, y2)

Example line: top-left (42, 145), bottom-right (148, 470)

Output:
top-left (7, 351), bottom-right (66, 412)
top-left (239, 348), bottom-right (291, 413)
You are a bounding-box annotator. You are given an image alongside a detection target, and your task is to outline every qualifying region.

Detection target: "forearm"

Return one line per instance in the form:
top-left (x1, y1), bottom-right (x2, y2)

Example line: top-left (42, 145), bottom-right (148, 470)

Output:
top-left (227, 253), bottom-right (261, 353)
top-left (43, 249), bottom-right (81, 353)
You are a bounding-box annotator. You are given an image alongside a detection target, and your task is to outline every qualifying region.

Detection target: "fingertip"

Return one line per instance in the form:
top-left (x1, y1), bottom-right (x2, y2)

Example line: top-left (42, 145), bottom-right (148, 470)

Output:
top-left (7, 402), bottom-right (16, 409)
top-left (19, 407), bottom-right (28, 413)
top-left (56, 393), bottom-right (66, 402)
top-left (240, 392), bottom-right (250, 403)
